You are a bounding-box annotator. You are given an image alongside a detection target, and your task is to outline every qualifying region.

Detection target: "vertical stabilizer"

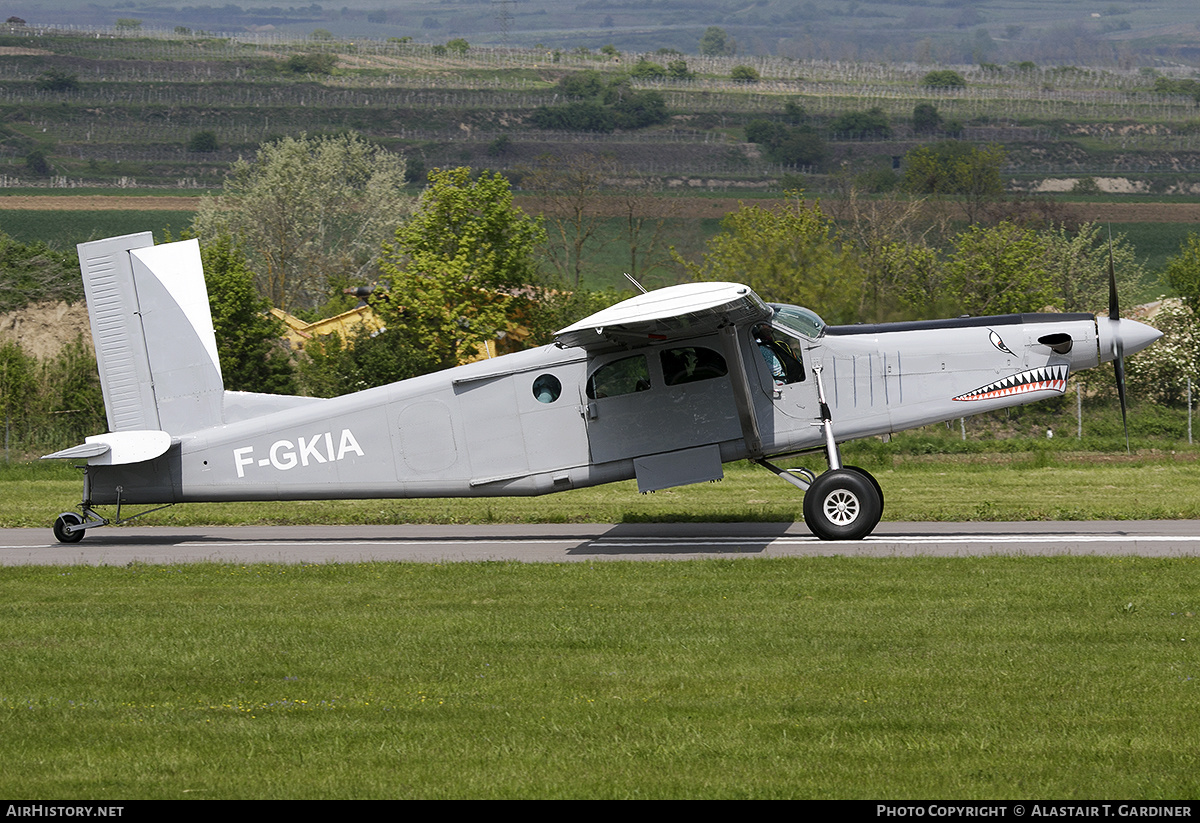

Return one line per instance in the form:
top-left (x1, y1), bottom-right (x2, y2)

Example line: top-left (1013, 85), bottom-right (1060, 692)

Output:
top-left (80, 234), bottom-right (224, 435)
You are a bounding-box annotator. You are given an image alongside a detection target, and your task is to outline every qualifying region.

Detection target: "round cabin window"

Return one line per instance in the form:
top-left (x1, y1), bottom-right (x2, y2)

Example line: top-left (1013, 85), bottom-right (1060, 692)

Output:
top-left (532, 374), bottom-right (562, 403)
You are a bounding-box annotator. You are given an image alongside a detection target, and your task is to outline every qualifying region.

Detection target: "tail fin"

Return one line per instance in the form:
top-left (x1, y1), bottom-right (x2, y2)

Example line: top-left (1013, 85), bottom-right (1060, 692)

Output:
top-left (79, 233), bottom-right (224, 435)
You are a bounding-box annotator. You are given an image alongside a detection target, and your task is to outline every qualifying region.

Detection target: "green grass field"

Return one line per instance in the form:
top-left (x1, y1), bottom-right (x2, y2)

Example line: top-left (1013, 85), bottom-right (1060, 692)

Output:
top-left (8, 443), bottom-right (1200, 529)
top-left (2, 555), bottom-right (1198, 798)
top-left (0, 210), bottom-right (195, 251)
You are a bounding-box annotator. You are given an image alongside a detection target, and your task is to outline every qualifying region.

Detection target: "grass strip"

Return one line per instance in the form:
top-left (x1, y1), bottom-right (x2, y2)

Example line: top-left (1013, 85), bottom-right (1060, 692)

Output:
top-left (1, 556), bottom-right (1197, 798)
top-left (5, 451), bottom-right (1200, 529)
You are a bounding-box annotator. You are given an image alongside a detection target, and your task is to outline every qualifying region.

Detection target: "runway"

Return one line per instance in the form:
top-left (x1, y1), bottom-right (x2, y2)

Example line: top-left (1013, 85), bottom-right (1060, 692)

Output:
top-left (3, 521), bottom-right (1200, 565)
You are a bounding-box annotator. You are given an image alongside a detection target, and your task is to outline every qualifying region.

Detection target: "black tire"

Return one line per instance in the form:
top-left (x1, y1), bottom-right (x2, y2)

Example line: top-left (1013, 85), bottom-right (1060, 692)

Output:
top-left (842, 464), bottom-right (884, 514)
top-left (53, 512), bottom-right (85, 544)
top-left (802, 468), bottom-right (882, 541)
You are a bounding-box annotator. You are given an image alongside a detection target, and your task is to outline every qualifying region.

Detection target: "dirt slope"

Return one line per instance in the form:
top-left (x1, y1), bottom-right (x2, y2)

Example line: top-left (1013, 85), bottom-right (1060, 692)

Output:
top-left (0, 301), bottom-right (92, 360)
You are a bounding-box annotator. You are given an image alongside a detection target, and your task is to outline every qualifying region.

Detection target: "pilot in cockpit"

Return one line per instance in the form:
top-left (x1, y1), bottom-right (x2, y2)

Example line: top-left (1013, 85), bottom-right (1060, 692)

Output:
top-left (753, 324), bottom-right (805, 385)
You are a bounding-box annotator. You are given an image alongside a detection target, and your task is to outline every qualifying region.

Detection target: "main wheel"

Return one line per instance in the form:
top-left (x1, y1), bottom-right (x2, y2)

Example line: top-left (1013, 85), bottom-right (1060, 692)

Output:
top-left (842, 464), bottom-right (884, 513)
top-left (53, 512), bottom-right (86, 544)
top-left (802, 468), bottom-right (882, 541)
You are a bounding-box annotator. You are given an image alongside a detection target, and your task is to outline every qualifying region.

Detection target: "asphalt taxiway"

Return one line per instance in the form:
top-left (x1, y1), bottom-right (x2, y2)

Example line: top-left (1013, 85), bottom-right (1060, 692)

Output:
top-left (3, 521), bottom-right (1200, 565)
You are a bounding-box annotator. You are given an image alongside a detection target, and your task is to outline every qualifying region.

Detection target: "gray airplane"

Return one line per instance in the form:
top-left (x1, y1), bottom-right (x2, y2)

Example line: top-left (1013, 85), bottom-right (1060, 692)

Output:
top-left (45, 231), bottom-right (1162, 543)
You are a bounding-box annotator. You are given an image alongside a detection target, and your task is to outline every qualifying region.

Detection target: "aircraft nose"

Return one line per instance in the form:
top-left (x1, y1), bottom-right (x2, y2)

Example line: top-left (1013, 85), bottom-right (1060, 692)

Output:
top-left (1117, 318), bottom-right (1163, 357)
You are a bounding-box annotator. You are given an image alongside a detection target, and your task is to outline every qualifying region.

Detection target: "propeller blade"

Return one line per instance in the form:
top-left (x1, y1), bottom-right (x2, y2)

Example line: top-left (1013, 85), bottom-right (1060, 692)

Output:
top-left (1108, 230), bottom-right (1119, 321)
top-left (1107, 230), bottom-right (1130, 453)
top-left (1114, 351), bottom-right (1130, 452)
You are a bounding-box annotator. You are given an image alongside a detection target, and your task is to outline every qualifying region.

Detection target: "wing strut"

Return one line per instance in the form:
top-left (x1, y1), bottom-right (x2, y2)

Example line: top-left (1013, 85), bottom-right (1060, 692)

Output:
top-left (719, 325), bottom-right (762, 457)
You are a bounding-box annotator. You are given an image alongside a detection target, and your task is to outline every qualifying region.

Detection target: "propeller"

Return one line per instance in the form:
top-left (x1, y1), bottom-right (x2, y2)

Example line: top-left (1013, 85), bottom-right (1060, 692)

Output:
top-left (1106, 236), bottom-right (1130, 453)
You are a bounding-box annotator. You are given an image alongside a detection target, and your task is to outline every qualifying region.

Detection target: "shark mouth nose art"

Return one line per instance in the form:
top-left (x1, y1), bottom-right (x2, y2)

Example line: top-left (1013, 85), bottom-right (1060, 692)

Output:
top-left (953, 365), bottom-right (1069, 402)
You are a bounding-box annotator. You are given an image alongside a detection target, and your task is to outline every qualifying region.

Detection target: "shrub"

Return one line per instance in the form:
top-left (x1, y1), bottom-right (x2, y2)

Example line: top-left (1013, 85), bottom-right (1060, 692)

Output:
top-left (921, 69), bottom-right (967, 88)
top-left (631, 59), bottom-right (667, 80)
top-left (25, 149), bottom-right (51, 177)
top-left (913, 102), bottom-right (943, 133)
top-left (731, 65), bottom-right (760, 83)
top-left (187, 131), bottom-right (219, 153)
top-left (830, 107), bottom-right (891, 139)
top-left (287, 52), bottom-right (336, 74)
top-left (667, 60), bottom-right (693, 80)
top-left (36, 69), bottom-right (79, 92)
top-left (530, 101), bottom-right (615, 132)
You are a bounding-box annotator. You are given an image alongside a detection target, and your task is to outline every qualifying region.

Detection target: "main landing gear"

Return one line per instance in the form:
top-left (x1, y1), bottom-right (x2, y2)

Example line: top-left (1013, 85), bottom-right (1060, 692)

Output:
top-left (756, 363), bottom-right (884, 541)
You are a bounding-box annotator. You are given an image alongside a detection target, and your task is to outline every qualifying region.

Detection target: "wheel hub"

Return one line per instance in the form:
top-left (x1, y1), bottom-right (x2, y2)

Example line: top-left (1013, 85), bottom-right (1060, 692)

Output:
top-left (822, 490), bottom-right (860, 525)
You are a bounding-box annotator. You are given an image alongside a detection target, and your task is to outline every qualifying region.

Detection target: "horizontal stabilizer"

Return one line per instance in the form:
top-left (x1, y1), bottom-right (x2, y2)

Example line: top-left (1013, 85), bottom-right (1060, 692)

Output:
top-left (42, 442), bottom-right (111, 461)
top-left (42, 430), bottom-right (171, 465)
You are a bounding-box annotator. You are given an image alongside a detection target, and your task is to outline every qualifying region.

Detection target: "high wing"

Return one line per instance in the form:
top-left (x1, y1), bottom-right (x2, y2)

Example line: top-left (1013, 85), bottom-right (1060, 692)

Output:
top-left (554, 281), bottom-right (772, 350)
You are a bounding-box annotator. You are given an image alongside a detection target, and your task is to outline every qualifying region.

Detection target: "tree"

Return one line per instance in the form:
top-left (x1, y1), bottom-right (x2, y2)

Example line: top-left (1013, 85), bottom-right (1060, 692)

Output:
top-left (631, 59), bottom-right (667, 79)
top-left (610, 171), bottom-right (684, 284)
top-left (36, 69), bottom-right (79, 92)
top-left (829, 107), bottom-right (891, 139)
top-left (828, 186), bottom-right (950, 320)
top-left (672, 193), bottom-right (864, 324)
top-left (558, 71), bottom-right (605, 99)
top-left (0, 339), bottom-right (37, 453)
top-left (523, 153), bottom-right (613, 287)
top-left (530, 100), bottom-right (615, 133)
top-left (607, 87), bottom-right (668, 130)
top-left (904, 141), bottom-right (1006, 223)
top-left (1043, 222), bottom-right (1144, 314)
top-left (533, 74), bottom-right (667, 132)
top-left (296, 326), bottom-right (437, 397)
top-left (199, 235), bottom-right (296, 394)
top-left (1124, 301), bottom-right (1198, 406)
top-left (667, 59), bottom-right (693, 80)
top-left (377, 167), bottom-right (546, 371)
top-left (912, 102), bottom-right (943, 133)
top-left (699, 26), bottom-right (732, 56)
top-left (24, 149), bottom-right (52, 177)
top-left (745, 119), bottom-right (826, 168)
top-left (1164, 232), bottom-right (1200, 311)
top-left (192, 132), bottom-right (411, 311)
top-left (944, 222), bottom-right (1054, 316)
top-left (0, 230), bottom-right (80, 312)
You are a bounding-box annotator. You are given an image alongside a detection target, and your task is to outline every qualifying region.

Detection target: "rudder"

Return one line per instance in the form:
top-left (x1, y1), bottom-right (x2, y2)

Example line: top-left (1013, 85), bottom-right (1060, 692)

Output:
top-left (79, 233), bottom-right (224, 435)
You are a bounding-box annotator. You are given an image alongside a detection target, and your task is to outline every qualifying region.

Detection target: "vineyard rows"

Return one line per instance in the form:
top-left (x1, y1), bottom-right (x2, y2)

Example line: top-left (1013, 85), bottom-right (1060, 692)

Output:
top-left (4, 23), bottom-right (1200, 188)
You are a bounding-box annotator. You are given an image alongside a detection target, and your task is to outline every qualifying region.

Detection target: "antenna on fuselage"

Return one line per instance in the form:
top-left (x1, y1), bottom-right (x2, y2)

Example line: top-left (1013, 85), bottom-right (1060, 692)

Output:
top-left (624, 272), bottom-right (648, 294)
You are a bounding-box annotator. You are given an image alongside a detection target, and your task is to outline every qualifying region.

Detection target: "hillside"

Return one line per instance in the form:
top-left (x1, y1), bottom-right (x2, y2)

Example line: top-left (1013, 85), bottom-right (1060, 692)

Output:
top-left (14, 1), bottom-right (1200, 64)
top-left (3, 22), bottom-right (1200, 195)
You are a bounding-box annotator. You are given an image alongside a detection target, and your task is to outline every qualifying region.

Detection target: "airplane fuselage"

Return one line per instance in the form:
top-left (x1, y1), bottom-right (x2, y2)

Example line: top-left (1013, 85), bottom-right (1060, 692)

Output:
top-left (81, 307), bottom-right (1138, 508)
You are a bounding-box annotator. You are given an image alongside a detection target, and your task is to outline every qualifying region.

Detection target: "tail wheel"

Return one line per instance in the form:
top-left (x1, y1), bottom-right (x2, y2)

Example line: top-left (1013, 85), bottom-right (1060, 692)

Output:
top-left (53, 512), bottom-right (86, 544)
top-left (803, 468), bottom-right (883, 541)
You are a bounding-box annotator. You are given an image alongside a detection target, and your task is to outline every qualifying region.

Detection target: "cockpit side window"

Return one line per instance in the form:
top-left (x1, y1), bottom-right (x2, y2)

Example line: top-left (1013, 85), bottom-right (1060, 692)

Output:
top-left (753, 323), bottom-right (806, 385)
top-left (660, 346), bottom-right (727, 387)
top-left (586, 355), bottom-right (650, 399)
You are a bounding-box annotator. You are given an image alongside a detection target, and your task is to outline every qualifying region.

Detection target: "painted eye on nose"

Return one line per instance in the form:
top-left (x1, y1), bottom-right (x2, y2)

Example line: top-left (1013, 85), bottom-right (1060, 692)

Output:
top-left (989, 330), bottom-right (1015, 356)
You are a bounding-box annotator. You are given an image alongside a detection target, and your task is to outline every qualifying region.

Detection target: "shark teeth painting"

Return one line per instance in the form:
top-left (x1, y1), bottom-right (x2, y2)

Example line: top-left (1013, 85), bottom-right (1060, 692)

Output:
top-left (953, 365), bottom-right (1070, 402)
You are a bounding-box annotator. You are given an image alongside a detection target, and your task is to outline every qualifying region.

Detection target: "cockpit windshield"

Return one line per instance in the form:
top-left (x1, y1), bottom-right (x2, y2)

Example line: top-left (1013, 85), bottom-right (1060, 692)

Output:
top-left (771, 304), bottom-right (825, 339)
